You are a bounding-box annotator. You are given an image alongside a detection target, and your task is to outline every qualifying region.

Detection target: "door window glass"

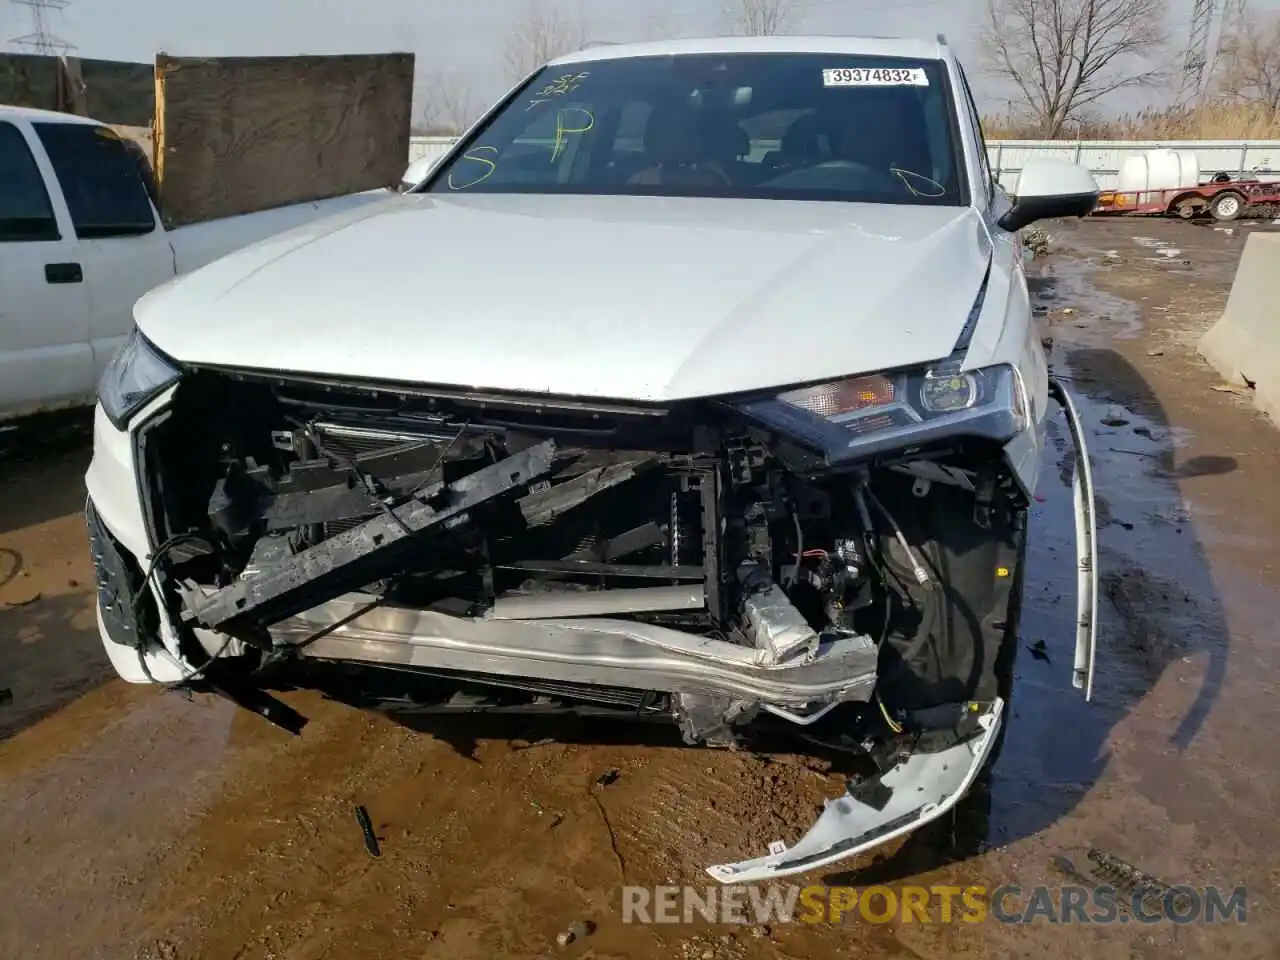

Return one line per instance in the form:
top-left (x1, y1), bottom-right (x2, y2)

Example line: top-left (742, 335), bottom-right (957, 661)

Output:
top-left (0, 121), bottom-right (59, 242)
top-left (33, 121), bottom-right (157, 238)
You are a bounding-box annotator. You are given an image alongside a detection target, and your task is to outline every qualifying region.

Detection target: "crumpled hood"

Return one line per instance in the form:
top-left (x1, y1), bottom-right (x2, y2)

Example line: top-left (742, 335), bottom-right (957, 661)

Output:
top-left (135, 192), bottom-right (992, 402)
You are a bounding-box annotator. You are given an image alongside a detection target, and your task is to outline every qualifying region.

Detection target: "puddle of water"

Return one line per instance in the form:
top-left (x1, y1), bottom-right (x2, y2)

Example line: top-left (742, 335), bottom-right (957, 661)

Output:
top-left (1130, 237), bottom-right (1179, 254)
top-left (989, 255), bottom-right (1246, 850)
top-left (1028, 258), bottom-right (1143, 342)
top-left (988, 378), bottom-right (1222, 847)
top-left (990, 410), bottom-right (1113, 834)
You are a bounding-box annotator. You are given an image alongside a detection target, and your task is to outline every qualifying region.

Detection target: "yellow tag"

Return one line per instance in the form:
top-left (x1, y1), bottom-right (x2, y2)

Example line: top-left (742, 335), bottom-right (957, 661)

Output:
top-left (996, 567), bottom-right (1010, 577)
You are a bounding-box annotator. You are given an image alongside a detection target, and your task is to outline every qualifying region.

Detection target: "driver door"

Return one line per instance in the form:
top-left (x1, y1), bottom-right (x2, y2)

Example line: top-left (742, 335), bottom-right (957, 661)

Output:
top-left (0, 120), bottom-right (91, 417)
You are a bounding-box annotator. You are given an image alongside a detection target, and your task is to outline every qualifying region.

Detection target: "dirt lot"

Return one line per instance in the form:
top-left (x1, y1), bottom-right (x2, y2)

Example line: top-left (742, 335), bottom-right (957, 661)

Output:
top-left (2, 214), bottom-right (1280, 959)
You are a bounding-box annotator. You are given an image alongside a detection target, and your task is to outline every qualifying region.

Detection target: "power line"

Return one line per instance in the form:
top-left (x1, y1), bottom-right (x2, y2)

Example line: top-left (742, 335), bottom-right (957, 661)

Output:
top-left (9, 0), bottom-right (75, 55)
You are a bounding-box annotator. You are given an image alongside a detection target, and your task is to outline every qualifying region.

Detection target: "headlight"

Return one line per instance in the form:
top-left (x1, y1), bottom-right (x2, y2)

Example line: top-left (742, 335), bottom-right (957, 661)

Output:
top-left (732, 360), bottom-right (1027, 466)
top-left (97, 327), bottom-right (182, 430)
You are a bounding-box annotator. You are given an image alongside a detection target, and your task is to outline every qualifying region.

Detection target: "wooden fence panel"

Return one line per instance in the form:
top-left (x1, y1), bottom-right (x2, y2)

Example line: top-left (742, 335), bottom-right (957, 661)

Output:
top-left (1, 54), bottom-right (152, 123)
top-left (153, 52), bottom-right (414, 225)
top-left (77, 58), bottom-right (154, 126)
top-left (0, 54), bottom-right (60, 110)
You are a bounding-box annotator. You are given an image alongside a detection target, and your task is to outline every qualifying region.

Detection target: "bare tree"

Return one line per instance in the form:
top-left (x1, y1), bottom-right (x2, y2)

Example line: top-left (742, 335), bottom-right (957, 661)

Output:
top-left (979, 0), bottom-right (1169, 138)
top-left (1214, 12), bottom-right (1280, 113)
top-left (722, 0), bottom-right (798, 36)
top-left (416, 70), bottom-right (476, 135)
top-left (500, 0), bottom-right (588, 85)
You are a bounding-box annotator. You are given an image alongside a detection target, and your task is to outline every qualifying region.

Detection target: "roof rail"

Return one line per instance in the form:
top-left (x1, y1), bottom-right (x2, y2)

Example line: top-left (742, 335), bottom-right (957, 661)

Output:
top-left (580, 40), bottom-right (622, 48)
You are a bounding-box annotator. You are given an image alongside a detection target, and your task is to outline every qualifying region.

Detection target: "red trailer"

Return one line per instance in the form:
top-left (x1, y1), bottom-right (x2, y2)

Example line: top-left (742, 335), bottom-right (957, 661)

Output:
top-left (1092, 177), bottom-right (1280, 221)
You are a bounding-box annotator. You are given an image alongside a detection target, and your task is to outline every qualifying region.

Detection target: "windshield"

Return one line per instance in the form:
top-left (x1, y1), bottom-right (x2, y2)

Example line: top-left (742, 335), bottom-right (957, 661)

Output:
top-left (426, 52), bottom-right (966, 206)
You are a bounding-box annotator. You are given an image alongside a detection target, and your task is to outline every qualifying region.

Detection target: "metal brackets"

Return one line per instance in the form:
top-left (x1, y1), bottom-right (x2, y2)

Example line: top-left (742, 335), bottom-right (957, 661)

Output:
top-left (184, 439), bottom-right (558, 634)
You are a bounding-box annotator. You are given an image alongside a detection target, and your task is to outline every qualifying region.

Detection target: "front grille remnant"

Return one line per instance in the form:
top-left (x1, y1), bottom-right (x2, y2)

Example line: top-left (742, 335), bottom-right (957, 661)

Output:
top-left (185, 440), bottom-right (559, 635)
top-left (137, 366), bottom-right (1023, 747)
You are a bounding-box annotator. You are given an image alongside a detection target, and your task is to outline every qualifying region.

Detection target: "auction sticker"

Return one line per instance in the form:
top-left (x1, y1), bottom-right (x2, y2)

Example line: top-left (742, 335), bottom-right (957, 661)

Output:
top-left (823, 67), bottom-right (928, 87)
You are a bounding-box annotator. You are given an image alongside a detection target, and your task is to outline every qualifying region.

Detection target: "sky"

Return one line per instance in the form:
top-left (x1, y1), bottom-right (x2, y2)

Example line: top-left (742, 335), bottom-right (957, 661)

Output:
top-left (3, 0), bottom-right (1278, 119)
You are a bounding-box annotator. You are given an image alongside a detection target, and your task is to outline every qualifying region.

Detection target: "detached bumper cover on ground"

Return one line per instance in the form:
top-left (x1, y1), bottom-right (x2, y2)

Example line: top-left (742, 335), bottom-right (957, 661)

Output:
top-left (706, 698), bottom-right (1003, 883)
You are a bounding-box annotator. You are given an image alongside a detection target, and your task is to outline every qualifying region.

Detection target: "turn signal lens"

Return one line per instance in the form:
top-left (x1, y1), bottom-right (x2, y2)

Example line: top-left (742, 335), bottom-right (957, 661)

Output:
top-left (779, 375), bottom-right (897, 418)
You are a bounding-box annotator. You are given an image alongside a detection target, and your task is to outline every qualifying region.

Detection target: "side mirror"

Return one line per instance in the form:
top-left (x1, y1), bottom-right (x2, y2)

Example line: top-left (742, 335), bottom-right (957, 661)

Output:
top-left (998, 159), bottom-right (1099, 233)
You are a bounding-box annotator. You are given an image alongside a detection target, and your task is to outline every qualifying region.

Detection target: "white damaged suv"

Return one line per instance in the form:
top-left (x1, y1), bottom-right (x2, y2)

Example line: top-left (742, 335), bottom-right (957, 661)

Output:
top-left (85, 34), bottom-right (1100, 882)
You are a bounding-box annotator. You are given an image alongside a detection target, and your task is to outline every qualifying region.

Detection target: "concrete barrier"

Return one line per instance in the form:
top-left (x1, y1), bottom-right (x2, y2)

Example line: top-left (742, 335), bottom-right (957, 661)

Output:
top-left (1198, 232), bottom-right (1280, 425)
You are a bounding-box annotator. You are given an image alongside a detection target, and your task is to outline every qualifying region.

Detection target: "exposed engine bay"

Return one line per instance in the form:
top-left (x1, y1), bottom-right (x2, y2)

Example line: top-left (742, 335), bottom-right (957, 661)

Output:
top-left (98, 365), bottom-right (1094, 882)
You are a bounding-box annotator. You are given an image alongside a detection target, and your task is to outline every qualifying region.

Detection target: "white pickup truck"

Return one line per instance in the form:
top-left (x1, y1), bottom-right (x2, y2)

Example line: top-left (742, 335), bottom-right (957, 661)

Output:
top-left (0, 104), bottom-right (396, 423)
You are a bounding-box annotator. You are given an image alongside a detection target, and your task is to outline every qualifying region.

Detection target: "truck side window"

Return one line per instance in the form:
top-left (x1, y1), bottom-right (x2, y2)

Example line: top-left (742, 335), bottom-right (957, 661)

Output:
top-left (32, 122), bottom-right (157, 239)
top-left (0, 121), bottom-right (60, 243)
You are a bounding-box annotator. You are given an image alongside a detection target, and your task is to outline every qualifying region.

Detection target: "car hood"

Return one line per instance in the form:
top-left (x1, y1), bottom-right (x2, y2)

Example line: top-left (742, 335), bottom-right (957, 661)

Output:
top-left (135, 193), bottom-right (993, 402)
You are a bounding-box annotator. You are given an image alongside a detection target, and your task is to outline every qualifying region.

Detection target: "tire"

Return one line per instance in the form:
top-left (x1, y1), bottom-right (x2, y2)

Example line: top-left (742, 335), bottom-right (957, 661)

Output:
top-left (1209, 191), bottom-right (1245, 222)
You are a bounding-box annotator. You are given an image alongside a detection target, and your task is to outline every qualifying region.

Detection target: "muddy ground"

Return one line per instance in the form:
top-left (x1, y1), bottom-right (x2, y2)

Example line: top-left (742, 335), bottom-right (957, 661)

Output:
top-left (2, 215), bottom-right (1280, 960)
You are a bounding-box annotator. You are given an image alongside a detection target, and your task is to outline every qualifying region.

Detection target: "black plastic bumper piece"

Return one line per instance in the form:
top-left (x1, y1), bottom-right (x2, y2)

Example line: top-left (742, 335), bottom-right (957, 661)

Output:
top-left (86, 499), bottom-right (147, 649)
top-left (197, 660), bottom-right (309, 735)
top-left (185, 439), bottom-right (558, 635)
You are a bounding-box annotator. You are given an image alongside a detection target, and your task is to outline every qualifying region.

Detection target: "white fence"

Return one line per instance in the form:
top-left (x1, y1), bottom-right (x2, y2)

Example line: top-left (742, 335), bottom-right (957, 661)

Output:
top-left (408, 136), bottom-right (1280, 191)
top-left (408, 136), bottom-right (463, 169)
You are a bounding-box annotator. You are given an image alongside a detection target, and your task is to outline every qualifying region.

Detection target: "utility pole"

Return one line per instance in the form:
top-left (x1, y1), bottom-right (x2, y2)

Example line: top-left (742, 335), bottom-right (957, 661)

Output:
top-left (8, 0), bottom-right (75, 55)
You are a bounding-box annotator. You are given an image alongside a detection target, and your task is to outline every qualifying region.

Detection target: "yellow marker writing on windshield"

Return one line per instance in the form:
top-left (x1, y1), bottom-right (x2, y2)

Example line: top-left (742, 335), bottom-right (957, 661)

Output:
top-left (527, 72), bottom-right (591, 110)
top-left (447, 145), bottom-right (499, 190)
top-left (551, 108), bottom-right (594, 162)
top-left (891, 166), bottom-right (946, 198)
